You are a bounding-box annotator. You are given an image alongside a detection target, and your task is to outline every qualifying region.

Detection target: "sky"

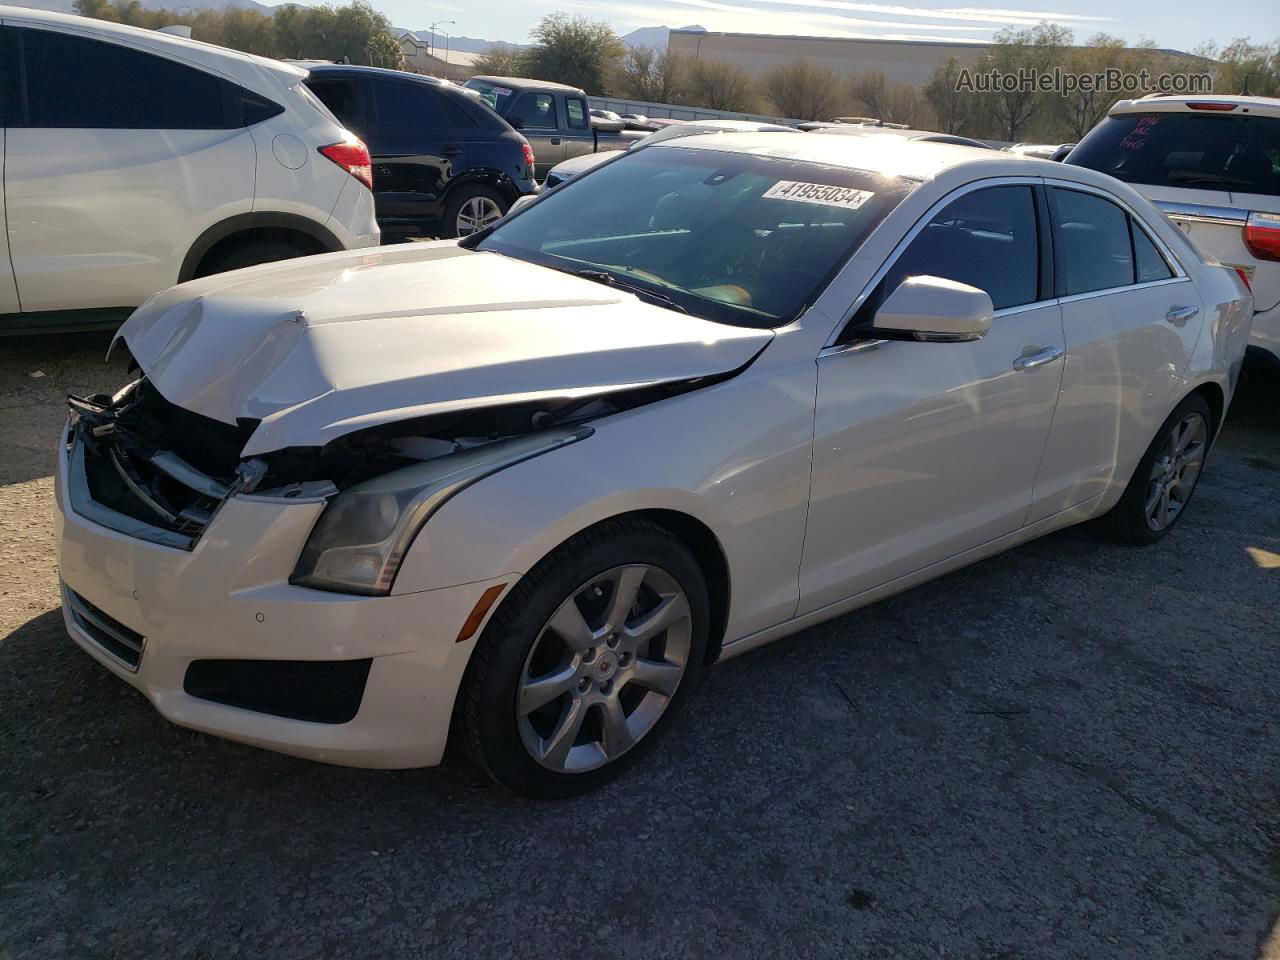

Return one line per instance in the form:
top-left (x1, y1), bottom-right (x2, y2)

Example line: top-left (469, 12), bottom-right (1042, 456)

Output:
top-left (373, 0), bottom-right (1277, 53)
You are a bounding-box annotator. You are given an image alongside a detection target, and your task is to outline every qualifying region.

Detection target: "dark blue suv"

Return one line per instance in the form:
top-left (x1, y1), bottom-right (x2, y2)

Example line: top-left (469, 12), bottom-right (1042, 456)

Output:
top-left (305, 65), bottom-right (538, 241)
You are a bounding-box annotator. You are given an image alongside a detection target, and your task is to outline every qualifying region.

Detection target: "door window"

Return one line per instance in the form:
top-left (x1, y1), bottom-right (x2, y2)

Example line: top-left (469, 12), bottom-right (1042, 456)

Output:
top-left (566, 98), bottom-right (589, 130)
top-left (1131, 219), bottom-right (1174, 283)
top-left (880, 185), bottom-right (1041, 311)
top-left (1052, 188), bottom-right (1134, 295)
top-left (306, 77), bottom-right (360, 130)
top-left (509, 93), bottom-right (556, 130)
top-left (14, 27), bottom-right (229, 129)
top-left (369, 79), bottom-right (449, 133)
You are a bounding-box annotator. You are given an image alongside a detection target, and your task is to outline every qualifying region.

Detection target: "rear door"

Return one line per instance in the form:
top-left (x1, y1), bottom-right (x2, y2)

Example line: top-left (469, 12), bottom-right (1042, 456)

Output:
top-left (1027, 184), bottom-right (1202, 523)
top-left (2, 22), bottom-right (256, 313)
top-left (506, 92), bottom-right (562, 177)
top-left (0, 27), bottom-right (21, 314)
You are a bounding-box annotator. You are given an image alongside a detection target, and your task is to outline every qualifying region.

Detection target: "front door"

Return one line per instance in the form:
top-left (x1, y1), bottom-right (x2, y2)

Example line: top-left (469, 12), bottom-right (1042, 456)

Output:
top-left (799, 183), bottom-right (1066, 614)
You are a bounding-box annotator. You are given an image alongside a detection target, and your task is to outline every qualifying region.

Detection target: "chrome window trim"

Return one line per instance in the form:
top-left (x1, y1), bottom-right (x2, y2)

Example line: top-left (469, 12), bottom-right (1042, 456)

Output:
top-left (1043, 178), bottom-right (1189, 279)
top-left (1154, 200), bottom-right (1247, 226)
top-left (1056, 275), bottom-right (1191, 306)
top-left (825, 176), bottom-right (1047, 348)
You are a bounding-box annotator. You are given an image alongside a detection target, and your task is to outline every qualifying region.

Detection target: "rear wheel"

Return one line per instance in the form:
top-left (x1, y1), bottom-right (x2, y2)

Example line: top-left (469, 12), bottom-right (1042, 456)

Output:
top-left (1102, 394), bottom-right (1212, 545)
top-left (457, 519), bottom-right (709, 799)
top-left (194, 239), bottom-right (310, 278)
top-left (442, 185), bottom-right (507, 239)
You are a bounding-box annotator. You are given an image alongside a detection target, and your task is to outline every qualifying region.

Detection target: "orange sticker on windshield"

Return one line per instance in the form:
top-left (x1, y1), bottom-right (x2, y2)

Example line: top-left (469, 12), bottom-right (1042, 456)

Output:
top-left (763, 181), bottom-right (874, 209)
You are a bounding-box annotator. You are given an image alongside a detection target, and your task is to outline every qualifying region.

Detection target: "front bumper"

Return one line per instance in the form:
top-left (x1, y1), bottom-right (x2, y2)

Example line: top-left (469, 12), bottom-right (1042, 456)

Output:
top-left (54, 426), bottom-right (510, 769)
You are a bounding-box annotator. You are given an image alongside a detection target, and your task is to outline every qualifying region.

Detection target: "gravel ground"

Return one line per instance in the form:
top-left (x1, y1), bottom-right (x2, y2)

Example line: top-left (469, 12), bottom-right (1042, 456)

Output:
top-left (2, 332), bottom-right (1279, 960)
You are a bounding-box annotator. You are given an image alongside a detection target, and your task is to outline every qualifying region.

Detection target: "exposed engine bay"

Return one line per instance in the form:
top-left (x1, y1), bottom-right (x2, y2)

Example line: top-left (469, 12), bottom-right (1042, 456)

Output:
top-left (66, 367), bottom-right (739, 550)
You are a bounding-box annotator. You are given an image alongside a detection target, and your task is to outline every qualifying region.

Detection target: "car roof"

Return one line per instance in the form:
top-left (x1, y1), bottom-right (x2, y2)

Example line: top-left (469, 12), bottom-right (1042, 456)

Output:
top-left (651, 131), bottom-right (1039, 182)
top-left (0, 3), bottom-right (305, 81)
top-left (468, 76), bottom-right (586, 96)
top-left (308, 63), bottom-right (464, 89)
top-left (1109, 95), bottom-right (1280, 119)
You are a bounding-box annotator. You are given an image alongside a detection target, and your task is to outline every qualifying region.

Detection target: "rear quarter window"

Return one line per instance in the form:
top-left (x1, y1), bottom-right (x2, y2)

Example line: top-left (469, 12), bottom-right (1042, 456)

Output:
top-left (1069, 112), bottom-right (1280, 197)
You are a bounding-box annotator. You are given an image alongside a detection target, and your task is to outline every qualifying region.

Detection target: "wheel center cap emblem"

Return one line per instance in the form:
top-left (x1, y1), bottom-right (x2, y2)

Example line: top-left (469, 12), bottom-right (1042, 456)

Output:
top-left (596, 653), bottom-right (618, 679)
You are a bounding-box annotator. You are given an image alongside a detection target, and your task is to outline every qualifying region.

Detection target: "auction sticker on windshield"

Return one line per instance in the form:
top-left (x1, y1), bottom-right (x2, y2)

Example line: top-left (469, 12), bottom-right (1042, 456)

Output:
top-left (763, 181), bottom-right (875, 209)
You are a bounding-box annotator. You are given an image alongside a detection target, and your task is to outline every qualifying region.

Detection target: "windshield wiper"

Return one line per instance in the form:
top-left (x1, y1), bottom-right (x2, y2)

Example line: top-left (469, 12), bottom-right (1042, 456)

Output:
top-left (565, 268), bottom-right (689, 314)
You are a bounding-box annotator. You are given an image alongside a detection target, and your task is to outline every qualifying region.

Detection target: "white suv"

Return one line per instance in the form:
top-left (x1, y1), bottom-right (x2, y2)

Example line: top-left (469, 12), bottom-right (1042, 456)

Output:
top-left (0, 7), bottom-right (379, 333)
top-left (1068, 95), bottom-right (1280, 371)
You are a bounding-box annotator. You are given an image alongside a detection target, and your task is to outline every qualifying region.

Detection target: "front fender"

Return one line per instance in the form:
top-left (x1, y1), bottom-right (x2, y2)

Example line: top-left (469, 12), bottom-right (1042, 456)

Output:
top-left (390, 362), bottom-right (818, 643)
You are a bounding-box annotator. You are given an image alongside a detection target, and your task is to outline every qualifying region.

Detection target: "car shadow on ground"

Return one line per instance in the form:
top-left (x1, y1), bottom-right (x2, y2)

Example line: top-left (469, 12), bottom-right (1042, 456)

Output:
top-left (3, 370), bottom-right (1279, 959)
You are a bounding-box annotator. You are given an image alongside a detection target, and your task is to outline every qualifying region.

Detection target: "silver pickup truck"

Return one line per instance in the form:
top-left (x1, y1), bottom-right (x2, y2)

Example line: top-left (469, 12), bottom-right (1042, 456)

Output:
top-left (464, 76), bottom-right (644, 180)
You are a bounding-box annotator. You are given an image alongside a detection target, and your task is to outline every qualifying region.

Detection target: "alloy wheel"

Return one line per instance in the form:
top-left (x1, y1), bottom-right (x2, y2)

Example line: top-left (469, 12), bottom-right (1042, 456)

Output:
top-left (517, 564), bottom-right (692, 773)
top-left (456, 196), bottom-right (504, 236)
top-left (1145, 411), bottom-right (1208, 532)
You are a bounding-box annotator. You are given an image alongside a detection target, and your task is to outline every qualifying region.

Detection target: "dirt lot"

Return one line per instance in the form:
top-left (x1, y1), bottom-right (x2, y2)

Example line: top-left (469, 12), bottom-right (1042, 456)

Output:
top-left (2, 332), bottom-right (1279, 959)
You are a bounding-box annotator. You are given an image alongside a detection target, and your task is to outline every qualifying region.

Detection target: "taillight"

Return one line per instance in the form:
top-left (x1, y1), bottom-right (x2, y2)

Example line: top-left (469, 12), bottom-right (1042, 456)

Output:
top-left (1234, 267), bottom-right (1252, 292)
top-left (521, 143), bottom-right (535, 171)
top-left (1186, 101), bottom-right (1238, 111)
top-left (1244, 212), bottom-right (1280, 262)
top-left (319, 139), bottom-right (373, 191)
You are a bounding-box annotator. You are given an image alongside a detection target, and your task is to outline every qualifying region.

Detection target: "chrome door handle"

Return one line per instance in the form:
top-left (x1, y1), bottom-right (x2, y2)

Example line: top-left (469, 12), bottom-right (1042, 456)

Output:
top-left (1013, 346), bottom-right (1064, 371)
top-left (1165, 305), bottom-right (1199, 326)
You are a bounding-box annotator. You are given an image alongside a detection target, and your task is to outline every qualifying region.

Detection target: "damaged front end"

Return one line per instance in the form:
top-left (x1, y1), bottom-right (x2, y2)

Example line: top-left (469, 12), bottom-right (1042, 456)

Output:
top-left (64, 370), bottom-right (732, 594)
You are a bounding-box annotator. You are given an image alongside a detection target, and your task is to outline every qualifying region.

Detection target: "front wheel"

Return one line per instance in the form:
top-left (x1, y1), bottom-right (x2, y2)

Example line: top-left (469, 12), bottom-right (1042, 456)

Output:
top-left (1102, 394), bottom-right (1213, 545)
top-left (441, 185), bottom-right (508, 239)
top-left (456, 519), bottom-right (709, 799)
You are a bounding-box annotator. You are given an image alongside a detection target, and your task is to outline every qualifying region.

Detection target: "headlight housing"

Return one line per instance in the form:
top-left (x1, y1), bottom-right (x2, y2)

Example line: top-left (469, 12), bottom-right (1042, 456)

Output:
top-left (291, 428), bottom-right (590, 596)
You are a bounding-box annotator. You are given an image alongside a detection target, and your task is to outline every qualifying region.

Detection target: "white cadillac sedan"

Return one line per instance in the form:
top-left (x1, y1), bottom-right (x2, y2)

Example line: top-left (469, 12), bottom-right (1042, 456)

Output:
top-left (57, 134), bottom-right (1252, 798)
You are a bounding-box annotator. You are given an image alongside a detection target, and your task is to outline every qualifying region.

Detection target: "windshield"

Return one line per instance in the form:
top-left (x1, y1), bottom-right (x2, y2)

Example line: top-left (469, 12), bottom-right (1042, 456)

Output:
top-left (474, 146), bottom-right (912, 328)
top-left (463, 78), bottom-right (515, 114)
top-left (1069, 112), bottom-right (1280, 197)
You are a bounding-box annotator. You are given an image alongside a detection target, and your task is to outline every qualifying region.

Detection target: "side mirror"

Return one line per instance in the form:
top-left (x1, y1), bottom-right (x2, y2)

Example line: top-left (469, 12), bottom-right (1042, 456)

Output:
top-left (873, 275), bottom-right (993, 342)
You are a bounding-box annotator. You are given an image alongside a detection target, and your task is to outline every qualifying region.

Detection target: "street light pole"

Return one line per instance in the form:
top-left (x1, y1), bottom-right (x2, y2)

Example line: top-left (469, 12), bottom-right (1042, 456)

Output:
top-left (428, 19), bottom-right (455, 64)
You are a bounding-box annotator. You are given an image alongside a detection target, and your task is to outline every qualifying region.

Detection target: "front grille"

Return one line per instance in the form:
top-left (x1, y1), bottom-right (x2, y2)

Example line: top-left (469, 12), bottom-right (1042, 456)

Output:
top-left (63, 586), bottom-right (146, 671)
top-left (183, 658), bottom-right (374, 724)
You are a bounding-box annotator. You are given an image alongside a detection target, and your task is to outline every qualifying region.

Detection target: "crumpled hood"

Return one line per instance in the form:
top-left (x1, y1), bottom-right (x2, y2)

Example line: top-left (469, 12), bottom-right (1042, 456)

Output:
top-left (116, 242), bottom-right (773, 456)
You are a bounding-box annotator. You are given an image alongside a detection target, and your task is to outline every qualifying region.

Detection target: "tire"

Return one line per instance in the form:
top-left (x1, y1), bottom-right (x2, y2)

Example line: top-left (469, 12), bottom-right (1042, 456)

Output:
top-left (457, 518), bottom-right (710, 799)
top-left (441, 185), bottom-right (508, 240)
top-left (1101, 393), bottom-right (1213, 546)
top-left (194, 240), bottom-right (309, 278)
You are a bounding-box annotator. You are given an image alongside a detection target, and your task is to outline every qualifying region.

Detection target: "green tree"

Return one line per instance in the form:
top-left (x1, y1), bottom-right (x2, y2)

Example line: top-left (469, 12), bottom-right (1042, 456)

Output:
top-left (686, 58), bottom-right (757, 112)
top-left (1201, 38), bottom-right (1280, 96)
top-left (923, 57), bottom-right (973, 134)
top-left (975, 21), bottom-right (1073, 141)
top-left (848, 70), bottom-right (924, 125)
top-left (618, 45), bottom-right (685, 104)
top-left (473, 43), bottom-right (529, 77)
top-left (522, 14), bottom-right (623, 94)
top-left (761, 58), bottom-right (844, 120)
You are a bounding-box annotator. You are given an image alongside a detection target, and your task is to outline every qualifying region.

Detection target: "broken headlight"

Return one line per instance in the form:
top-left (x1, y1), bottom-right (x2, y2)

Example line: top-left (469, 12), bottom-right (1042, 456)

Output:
top-left (291, 428), bottom-right (591, 596)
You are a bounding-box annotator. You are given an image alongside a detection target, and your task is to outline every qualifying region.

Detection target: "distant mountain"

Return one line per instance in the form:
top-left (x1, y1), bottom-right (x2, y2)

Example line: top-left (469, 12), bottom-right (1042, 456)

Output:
top-left (395, 30), bottom-right (524, 55)
top-left (620, 24), bottom-right (704, 50)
